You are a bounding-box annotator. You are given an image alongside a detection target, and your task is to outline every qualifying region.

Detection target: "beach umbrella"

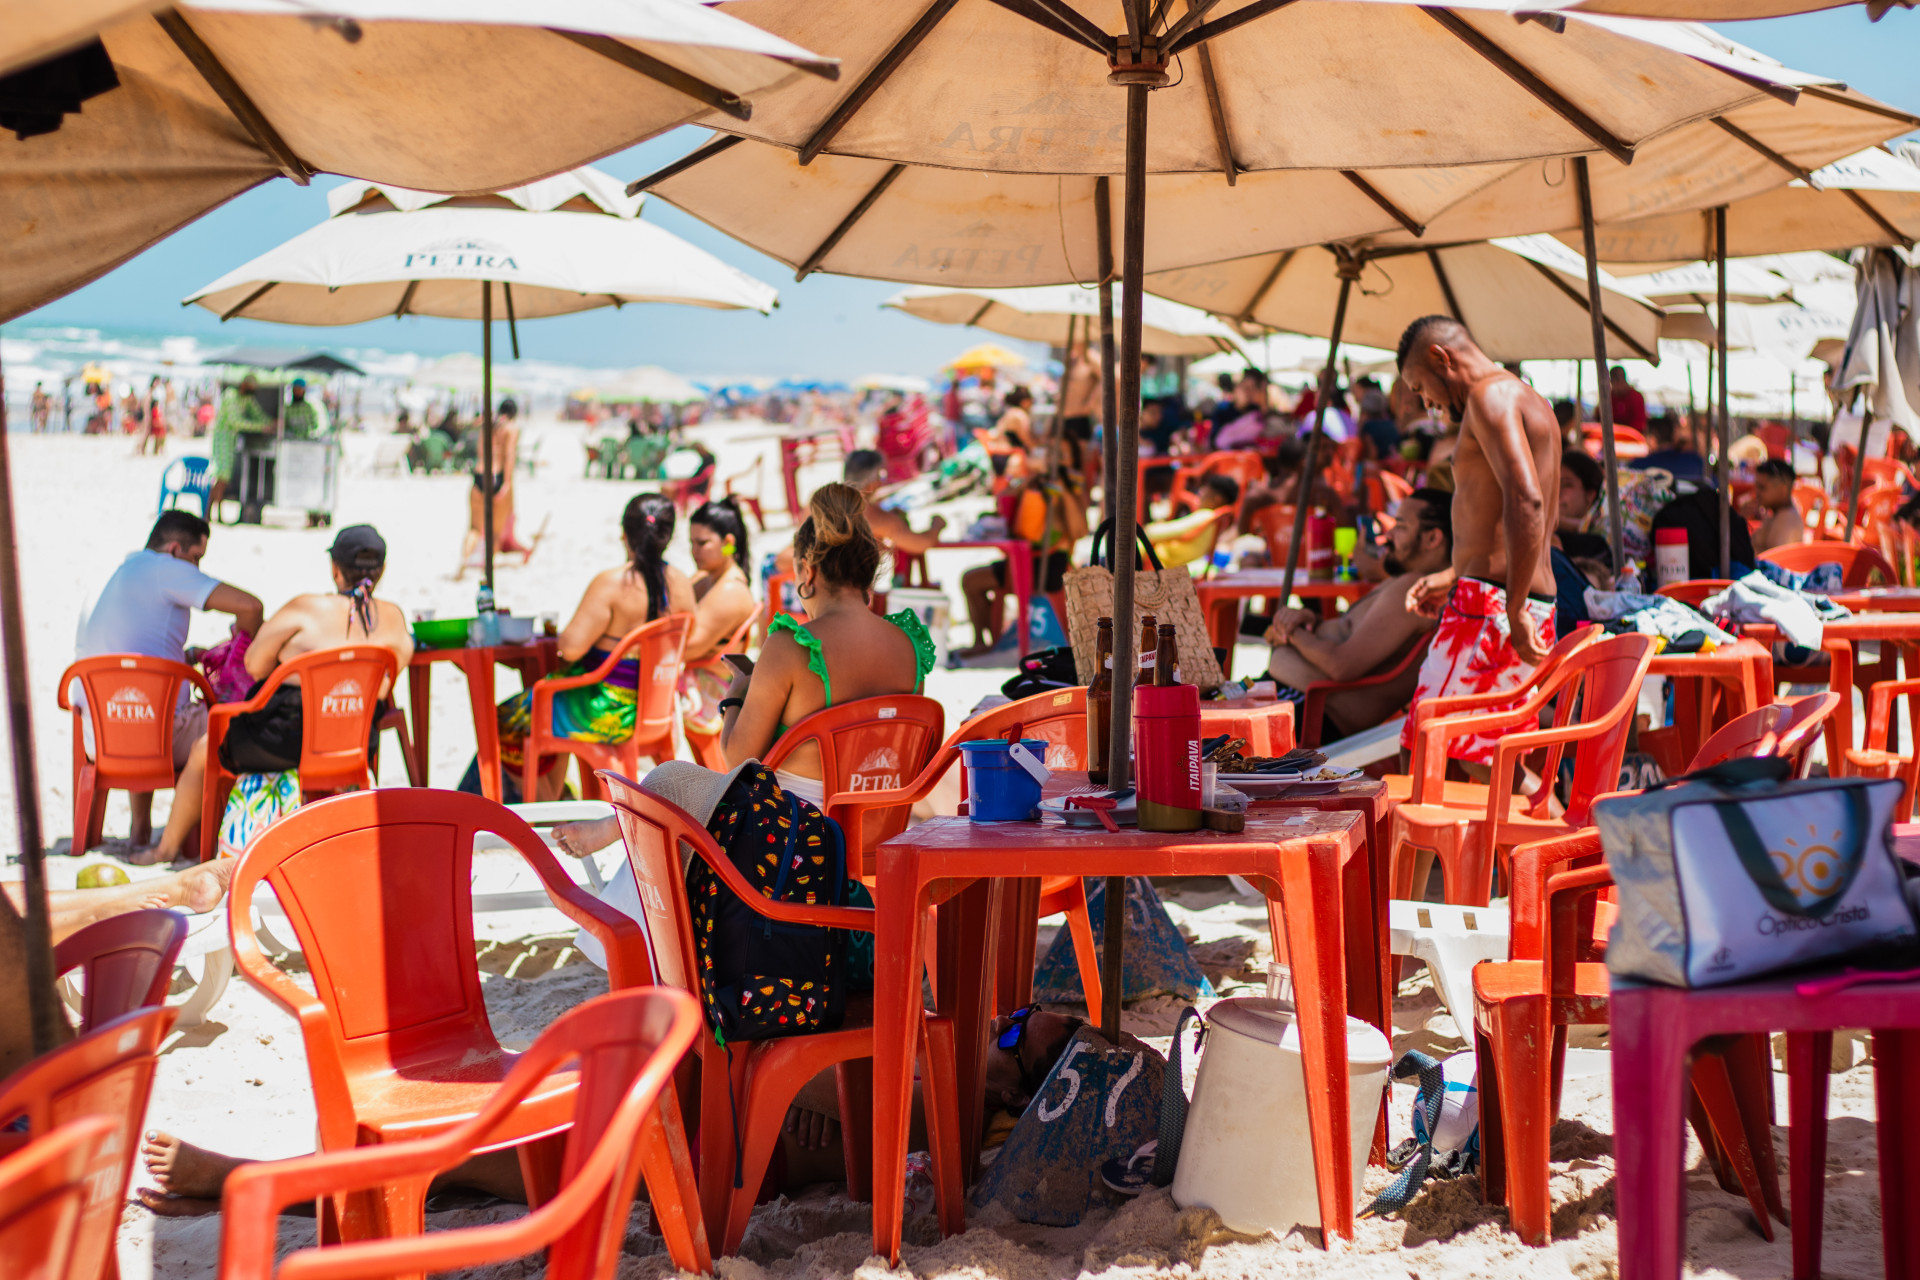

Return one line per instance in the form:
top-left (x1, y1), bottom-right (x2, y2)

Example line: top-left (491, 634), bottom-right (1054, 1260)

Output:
top-left (585, 366), bottom-right (708, 404)
top-left (1550, 0), bottom-right (1914, 19)
top-left (1836, 248), bottom-right (1920, 531)
top-left (886, 284), bottom-right (1242, 356)
top-left (0, 0), bottom-right (835, 323)
top-left (1152, 234), bottom-right (1663, 574)
top-left (945, 342), bottom-right (1030, 373)
top-left (1614, 259), bottom-right (1794, 306)
top-left (658, 3), bottom-right (1876, 1093)
top-left (183, 165), bottom-right (777, 585)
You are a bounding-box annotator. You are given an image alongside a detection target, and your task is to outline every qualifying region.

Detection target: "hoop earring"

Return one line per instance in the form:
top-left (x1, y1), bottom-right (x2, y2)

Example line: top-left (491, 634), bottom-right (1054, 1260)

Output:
top-left (796, 581), bottom-right (816, 600)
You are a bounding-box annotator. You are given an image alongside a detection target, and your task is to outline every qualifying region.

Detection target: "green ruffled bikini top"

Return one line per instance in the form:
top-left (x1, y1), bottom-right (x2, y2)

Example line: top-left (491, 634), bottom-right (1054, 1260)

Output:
top-left (767, 609), bottom-right (937, 711)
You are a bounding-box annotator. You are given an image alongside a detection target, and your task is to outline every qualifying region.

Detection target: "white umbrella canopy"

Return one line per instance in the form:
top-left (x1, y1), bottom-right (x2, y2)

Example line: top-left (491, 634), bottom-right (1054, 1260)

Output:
top-left (583, 365), bottom-right (707, 404)
top-left (885, 283), bottom-right (1243, 355)
top-left (635, 136), bottom-right (1508, 287)
top-left (697, 0), bottom-right (1803, 175)
top-left (183, 170), bottom-right (779, 323)
top-left (0, 0), bottom-right (834, 321)
top-left (1547, 0), bottom-right (1913, 20)
top-left (1615, 259), bottom-right (1793, 305)
top-left (1576, 147), bottom-right (1920, 263)
top-left (1147, 234), bottom-right (1664, 362)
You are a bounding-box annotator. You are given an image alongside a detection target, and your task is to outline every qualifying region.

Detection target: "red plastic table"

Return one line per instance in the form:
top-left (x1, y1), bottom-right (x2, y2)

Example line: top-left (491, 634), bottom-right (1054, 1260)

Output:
top-left (1831, 588), bottom-right (1920, 613)
top-left (1742, 615), bottom-right (1920, 768)
top-left (405, 639), bottom-right (558, 802)
top-left (1200, 698), bottom-right (1296, 756)
top-left (1640, 638), bottom-right (1774, 775)
top-left (937, 539), bottom-right (1036, 656)
top-left (871, 793), bottom-right (1366, 1263)
top-left (1195, 570), bottom-right (1374, 654)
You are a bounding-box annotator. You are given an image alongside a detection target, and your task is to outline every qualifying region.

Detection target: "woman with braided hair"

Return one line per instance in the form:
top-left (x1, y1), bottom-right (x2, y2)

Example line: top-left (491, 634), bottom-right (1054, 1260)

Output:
top-left (483, 493), bottom-right (696, 801)
top-left (133, 525), bottom-right (413, 864)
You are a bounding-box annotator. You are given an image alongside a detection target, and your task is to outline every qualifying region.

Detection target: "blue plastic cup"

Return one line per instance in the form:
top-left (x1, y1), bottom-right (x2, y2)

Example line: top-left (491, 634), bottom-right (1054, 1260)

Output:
top-left (960, 738), bottom-right (1049, 822)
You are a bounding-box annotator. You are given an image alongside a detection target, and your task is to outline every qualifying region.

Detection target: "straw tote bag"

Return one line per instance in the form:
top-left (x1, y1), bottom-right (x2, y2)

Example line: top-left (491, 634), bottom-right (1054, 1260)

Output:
top-left (1064, 521), bottom-right (1224, 691)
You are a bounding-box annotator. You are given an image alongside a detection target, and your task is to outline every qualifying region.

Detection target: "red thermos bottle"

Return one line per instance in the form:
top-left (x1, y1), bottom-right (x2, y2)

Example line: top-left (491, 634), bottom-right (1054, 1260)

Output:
top-left (1135, 626), bottom-right (1201, 831)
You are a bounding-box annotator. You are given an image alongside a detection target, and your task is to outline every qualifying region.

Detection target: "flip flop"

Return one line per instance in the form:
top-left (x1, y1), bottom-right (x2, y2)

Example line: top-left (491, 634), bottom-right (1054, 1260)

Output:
top-left (1100, 1140), bottom-right (1158, 1196)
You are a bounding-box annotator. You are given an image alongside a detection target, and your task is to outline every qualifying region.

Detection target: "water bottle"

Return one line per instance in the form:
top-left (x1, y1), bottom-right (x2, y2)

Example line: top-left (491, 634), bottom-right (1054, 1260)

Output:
top-left (474, 583), bottom-right (500, 647)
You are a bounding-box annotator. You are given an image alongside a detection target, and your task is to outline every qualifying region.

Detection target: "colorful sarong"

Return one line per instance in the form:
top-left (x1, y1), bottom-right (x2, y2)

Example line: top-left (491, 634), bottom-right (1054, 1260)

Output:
top-left (219, 770), bottom-right (300, 858)
top-left (498, 647), bottom-right (638, 771)
top-left (1400, 577), bottom-right (1557, 767)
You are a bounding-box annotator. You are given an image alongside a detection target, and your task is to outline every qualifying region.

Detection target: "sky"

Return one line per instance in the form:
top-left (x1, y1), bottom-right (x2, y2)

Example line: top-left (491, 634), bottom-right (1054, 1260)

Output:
top-left (10, 7), bottom-right (1920, 383)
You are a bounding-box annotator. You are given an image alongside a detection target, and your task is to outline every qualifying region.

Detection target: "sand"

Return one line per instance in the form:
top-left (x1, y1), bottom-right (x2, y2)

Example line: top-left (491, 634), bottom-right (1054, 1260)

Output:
top-left (0, 422), bottom-right (1895, 1280)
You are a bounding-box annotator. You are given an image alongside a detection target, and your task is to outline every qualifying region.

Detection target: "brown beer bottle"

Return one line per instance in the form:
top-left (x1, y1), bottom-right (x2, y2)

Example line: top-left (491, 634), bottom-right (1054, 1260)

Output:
top-left (1138, 614), bottom-right (1159, 685)
top-left (1087, 617), bottom-right (1114, 784)
top-left (1154, 624), bottom-right (1179, 687)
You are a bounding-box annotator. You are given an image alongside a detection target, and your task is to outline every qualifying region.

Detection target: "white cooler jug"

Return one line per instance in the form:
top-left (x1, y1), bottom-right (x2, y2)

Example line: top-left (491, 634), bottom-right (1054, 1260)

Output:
top-left (1171, 997), bottom-right (1392, 1235)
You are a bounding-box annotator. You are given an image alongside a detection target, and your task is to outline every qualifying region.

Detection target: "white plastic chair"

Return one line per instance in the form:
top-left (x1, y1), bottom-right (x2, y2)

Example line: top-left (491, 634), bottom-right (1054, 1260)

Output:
top-left (1388, 898), bottom-right (1511, 1027)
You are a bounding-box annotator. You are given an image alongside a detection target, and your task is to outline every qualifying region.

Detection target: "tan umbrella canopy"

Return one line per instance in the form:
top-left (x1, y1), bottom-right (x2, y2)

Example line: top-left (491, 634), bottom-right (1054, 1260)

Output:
top-left (886, 283), bottom-right (1246, 356)
top-left (1615, 258), bottom-right (1794, 305)
top-left (0, 0), bottom-right (835, 322)
top-left (695, 1), bottom-right (1808, 175)
top-left (635, 136), bottom-right (1508, 286)
top-left (1148, 235), bottom-right (1665, 363)
top-left (1580, 147), bottom-right (1920, 263)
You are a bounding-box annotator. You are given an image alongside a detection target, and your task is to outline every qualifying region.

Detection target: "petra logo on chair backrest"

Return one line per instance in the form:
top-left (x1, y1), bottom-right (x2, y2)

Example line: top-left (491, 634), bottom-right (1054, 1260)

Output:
top-left (849, 745), bottom-right (902, 792)
top-left (104, 686), bottom-right (157, 723)
top-left (320, 677), bottom-right (366, 719)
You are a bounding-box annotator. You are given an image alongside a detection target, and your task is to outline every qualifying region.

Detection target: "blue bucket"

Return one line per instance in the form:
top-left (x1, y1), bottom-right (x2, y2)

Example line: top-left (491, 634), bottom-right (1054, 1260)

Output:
top-left (960, 738), bottom-right (1049, 822)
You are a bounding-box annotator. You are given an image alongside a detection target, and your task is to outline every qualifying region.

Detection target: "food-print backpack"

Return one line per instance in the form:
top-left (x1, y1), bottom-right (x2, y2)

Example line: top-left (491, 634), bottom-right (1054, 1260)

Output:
top-left (687, 767), bottom-right (857, 1042)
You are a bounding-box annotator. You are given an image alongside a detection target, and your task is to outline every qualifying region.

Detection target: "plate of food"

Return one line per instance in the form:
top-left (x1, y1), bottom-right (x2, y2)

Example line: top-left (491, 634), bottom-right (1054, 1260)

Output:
top-left (1250, 765), bottom-right (1366, 795)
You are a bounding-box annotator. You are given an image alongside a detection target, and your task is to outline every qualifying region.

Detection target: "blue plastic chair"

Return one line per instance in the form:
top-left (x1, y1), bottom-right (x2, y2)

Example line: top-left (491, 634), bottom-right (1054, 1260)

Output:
top-left (157, 457), bottom-right (212, 517)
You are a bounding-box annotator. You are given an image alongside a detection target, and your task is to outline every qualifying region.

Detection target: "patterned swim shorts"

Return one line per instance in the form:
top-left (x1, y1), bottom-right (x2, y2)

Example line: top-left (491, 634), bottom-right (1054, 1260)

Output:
top-left (1400, 577), bottom-right (1557, 767)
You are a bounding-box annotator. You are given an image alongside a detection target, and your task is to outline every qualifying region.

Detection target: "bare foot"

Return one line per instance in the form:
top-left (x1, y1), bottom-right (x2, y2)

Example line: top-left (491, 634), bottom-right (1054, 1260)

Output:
top-left (170, 858), bottom-right (234, 914)
top-left (143, 1130), bottom-right (246, 1200)
top-left (122, 845), bottom-right (178, 868)
top-left (552, 817), bottom-right (618, 859)
top-left (133, 1187), bottom-right (221, 1217)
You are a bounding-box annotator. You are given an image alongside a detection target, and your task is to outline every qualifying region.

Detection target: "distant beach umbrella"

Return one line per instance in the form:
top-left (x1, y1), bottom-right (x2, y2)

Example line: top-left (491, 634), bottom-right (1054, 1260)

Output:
top-left (885, 284), bottom-right (1243, 357)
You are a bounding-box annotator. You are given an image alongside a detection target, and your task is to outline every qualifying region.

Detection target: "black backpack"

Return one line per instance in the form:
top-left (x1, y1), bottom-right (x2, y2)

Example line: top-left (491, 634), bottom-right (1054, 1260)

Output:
top-left (687, 766), bottom-right (859, 1043)
top-left (1651, 487), bottom-right (1755, 581)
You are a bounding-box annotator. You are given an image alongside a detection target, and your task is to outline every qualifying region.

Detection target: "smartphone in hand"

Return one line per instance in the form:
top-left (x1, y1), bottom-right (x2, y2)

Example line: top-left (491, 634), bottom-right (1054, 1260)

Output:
top-left (722, 653), bottom-right (755, 678)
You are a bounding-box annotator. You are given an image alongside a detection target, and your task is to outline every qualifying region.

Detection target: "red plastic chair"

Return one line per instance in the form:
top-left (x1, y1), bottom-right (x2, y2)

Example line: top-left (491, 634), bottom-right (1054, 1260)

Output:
top-left (226, 789), bottom-right (655, 1247)
top-left (1846, 677), bottom-right (1920, 819)
top-left (1472, 832), bottom-right (1779, 1248)
top-left (1688, 692), bottom-right (1838, 776)
top-left (599, 777), bottom-right (964, 1255)
top-left (1166, 450), bottom-right (1265, 526)
top-left (663, 461), bottom-right (716, 514)
top-left (1759, 539), bottom-right (1898, 587)
top-left (682, 614), bottom-right (757, 772)
top-left (219, 989), bottom-right (709, 1280)
top-left (1297, 632), bottom-right (1432, 750)
top-left (0, 1005), bottom-right (176, 1280)
top-left (768, 695), bottom-right (947, 876)
top-left (1390, 633), bottom-right (1655, 905)
top-left (0, 1115), bottom-right (120, 1280)
top-left (1584, 422), bottom-right (1648, 459)
top-left (53, 909), bottom-right (186, 1033)
top-left (199, 645), bottom-right (400, 861)
top-left (1380, 627), bottom-right (1601, 856)
top-left (1652, 579), bottom-right (1733, 608)
top-left (522, 614), bottom-right (691, 803)
top-left (58, 654), bottom-right (214, 854)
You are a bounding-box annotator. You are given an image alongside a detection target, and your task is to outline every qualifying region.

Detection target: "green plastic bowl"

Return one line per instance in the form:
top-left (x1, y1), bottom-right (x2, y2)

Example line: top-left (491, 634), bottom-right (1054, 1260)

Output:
top-left (413, 617), bottom-right (475, 649)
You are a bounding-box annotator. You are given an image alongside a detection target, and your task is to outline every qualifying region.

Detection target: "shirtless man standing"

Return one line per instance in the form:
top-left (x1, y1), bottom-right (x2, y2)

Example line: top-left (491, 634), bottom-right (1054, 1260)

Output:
top-left (1394, 317), bottom-right (1558, 777)
top-left (138, 525), bottom-right (414, 862)
top-left (1059, 339), bottom-right (1102, 458)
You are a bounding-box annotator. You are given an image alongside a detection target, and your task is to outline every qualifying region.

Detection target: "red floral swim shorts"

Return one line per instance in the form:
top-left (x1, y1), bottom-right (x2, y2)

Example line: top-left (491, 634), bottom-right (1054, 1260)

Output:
top-left (1400, 577), bottom-right (1557, 766)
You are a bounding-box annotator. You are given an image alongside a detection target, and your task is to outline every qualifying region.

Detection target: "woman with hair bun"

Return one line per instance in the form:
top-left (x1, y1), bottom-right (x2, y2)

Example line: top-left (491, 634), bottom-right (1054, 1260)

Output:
top-left (479, 492), bottom-right (695, 800)
top-left (719, 482), bottom-right (935, 803)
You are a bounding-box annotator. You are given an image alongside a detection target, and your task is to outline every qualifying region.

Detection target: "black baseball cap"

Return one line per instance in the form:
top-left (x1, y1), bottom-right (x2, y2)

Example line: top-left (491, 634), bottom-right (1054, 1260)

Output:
top-left (328, 524), bottom-right (386, 570)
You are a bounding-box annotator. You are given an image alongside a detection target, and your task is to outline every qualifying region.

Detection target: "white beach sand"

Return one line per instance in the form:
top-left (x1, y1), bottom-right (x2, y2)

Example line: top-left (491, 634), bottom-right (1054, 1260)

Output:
top-left (2, 422), bottom-right (1893, 1280)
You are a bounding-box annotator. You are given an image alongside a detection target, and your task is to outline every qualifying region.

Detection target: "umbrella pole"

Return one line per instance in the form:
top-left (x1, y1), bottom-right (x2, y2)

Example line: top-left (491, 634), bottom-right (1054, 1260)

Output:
top-left (0, 350), bottom-right (60, 1057)
top-left (1097, 78), bottom-right (1151, 1046)
top-left (1279, 257), bottom-right (1357, 600)
top-left (1575, 158), bottom-right (1626, 578)
top-left (1716, 207), bottom-right (1732, 576)
top-left (1096, 177), bottom-right (1119, 533)
top-left (481, 284), bottom-right (495, 591)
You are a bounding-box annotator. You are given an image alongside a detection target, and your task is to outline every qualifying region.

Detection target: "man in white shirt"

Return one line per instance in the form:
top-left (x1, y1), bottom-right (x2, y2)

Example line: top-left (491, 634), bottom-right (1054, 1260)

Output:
top-left (77, 510), bottom-right (263, 845)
